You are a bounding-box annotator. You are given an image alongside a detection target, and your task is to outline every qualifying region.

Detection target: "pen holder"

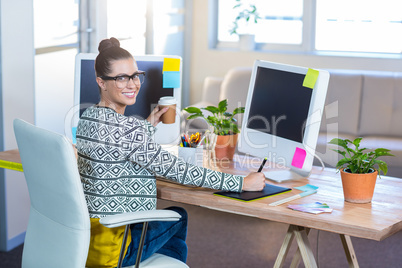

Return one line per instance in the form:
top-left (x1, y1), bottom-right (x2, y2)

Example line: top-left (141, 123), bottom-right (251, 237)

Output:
top-left (178, 147), bottom-right (204, 167)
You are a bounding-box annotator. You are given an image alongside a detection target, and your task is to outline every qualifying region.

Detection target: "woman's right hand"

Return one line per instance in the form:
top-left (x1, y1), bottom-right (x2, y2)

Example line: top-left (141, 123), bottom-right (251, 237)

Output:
top-left (242, 172), bottom-right (266, 191)
top-left (147, 105), bottom-right (169, 126)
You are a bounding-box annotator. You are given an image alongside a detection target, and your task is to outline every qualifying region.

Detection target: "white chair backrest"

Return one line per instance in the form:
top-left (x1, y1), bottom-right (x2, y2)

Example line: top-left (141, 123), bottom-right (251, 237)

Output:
top-left (219, 67), bottom-right (252, 127)
top-left (14, 119), bottom-right (90, 268)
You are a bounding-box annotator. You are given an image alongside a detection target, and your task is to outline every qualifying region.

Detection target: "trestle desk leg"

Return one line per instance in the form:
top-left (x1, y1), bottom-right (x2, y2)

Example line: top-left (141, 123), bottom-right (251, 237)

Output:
top-left (293, 226), bottom-right (317, 268)
top-left (290, 228), bottom-right (310, 268)
top-left (274, 225), bottom-right (317, 268)
top-left (340, 234), bottom-right (360, 268)
top-left (274, 225), bottom-right (296, 268)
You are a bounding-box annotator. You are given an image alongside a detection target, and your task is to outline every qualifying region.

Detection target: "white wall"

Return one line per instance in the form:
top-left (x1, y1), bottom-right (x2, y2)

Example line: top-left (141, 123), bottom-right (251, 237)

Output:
top-left (189, 1), bottom-right (402, 104)
top-left (0, 0), bottom-right (34, 251)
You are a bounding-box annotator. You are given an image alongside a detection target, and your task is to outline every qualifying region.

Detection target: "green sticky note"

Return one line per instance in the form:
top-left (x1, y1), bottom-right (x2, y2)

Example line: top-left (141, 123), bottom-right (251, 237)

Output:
top-left (303, 68), bottom-right (319, 89)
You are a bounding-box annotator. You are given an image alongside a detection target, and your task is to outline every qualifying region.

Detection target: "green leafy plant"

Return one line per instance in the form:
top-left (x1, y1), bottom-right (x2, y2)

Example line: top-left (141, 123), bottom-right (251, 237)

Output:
top-left (184, 99), bottom-right (245, 135)
top-left (230, 0), bottom-right (261, 35)
top-left (329, 137), bottom-right (394, 176)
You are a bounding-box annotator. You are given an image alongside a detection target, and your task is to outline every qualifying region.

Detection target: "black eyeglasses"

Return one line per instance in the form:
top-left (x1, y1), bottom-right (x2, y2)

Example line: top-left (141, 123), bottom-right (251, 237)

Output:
top-left (100, 71), bottom-right (146, 89)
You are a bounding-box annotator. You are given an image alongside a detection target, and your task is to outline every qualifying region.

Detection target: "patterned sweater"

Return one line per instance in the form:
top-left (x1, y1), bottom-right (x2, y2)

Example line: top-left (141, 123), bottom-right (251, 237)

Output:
top-left (76, 106), bottom-right (243, 218)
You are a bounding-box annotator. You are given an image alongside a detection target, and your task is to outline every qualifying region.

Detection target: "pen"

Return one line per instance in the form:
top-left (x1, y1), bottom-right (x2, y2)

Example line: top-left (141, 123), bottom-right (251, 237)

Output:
top-left (181, 136), bottom-right (187, 147)
top-left (196, 134), bottom-right (206, 148)
top-left (258, 157), bottom-right (268, 172)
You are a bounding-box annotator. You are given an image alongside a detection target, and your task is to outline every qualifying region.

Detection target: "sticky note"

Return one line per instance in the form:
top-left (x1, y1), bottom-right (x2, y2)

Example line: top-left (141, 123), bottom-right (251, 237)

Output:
top-left (303, 68), bottom-right (319, 89)
top-left (291, 147), bottom-right (306, 169)
top-left (294, 184), bottom-right (319, 192)
top-left (163, 58), bottom-right (180, 72)
top-left (72, 127), bottom-right (77, 144)
top-left (163, 71), bottom-right (181, 88)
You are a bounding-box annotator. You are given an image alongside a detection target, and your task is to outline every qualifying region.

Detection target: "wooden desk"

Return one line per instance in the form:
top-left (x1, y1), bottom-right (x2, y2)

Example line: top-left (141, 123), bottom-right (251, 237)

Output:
top-left (156, 154), bottom-right (402, 268)
top-left (2, 150), bottom-right (402, 267)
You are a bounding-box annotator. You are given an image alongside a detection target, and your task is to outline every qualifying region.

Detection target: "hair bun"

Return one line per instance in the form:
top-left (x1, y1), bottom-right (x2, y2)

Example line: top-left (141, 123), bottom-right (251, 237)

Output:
top-left (98, 37), bottom-right (120, 53)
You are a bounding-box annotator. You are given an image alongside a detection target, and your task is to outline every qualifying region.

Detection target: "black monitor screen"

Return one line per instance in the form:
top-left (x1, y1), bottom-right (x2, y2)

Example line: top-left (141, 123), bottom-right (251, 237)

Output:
top-left (79, 59), bottom-right (173, 120)
top-left (246, 66), bottom-right (312, 143)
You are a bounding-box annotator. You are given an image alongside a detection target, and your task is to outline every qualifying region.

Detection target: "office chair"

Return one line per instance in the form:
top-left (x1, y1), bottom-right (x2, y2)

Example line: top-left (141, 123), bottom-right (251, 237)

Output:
top-left (14, 119), bottom-right (189, 268)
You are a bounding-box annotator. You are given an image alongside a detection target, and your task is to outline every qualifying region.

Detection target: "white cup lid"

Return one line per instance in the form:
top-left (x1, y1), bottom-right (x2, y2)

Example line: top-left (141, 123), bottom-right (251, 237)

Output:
top-left (158, 96), bottom-right (177, 105)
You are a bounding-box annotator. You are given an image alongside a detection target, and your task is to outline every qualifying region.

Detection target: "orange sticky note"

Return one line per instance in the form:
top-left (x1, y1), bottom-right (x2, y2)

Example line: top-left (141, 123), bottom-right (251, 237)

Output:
top-left (163, 58), bottom-right (180, 72)
top-left (303, 68), bottom-right (319, 89)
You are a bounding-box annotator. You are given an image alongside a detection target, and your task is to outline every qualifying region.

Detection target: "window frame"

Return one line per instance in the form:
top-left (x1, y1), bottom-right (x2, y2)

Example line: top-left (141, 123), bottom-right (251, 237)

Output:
top-left (212, 0), bottom-right (314, 52)
top-left (211, 0), bottom-right (402, 59)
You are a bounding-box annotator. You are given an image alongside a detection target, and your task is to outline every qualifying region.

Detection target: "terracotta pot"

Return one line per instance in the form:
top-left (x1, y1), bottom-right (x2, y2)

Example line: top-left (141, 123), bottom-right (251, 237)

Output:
top-left (214, 133), bottom-right (239, 160)
top-left (340, 168), bottom-right (378, 203)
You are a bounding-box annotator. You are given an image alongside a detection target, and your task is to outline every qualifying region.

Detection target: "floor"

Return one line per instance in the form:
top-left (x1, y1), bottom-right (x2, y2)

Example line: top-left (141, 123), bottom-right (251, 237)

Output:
top-left (0, 244), bottom-right (23, 268)
top-left (2, 201), bottom-right (401, 268)
top-left (160, 200), bottom-right (402, 268)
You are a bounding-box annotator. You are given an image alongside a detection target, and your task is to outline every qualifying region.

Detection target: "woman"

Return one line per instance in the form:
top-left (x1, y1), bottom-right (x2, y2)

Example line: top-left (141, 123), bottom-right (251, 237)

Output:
top-left (76, 37), bottom-right (265, 267)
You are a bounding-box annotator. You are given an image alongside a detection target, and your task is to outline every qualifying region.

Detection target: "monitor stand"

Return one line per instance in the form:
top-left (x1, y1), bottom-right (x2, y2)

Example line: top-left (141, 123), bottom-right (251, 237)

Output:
top-left (263, 169), bottom-right (309, 183)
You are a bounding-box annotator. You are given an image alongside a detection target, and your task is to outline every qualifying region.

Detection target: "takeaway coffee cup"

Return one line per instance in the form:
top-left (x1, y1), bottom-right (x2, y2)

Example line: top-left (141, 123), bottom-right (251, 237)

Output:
top-left (158, 96), bottom-right (177, 124)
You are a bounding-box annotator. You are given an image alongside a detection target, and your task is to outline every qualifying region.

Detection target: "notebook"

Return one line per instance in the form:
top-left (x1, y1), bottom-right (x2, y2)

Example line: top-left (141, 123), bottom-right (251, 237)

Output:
top-left (214, 183), bottom-right (291, 202)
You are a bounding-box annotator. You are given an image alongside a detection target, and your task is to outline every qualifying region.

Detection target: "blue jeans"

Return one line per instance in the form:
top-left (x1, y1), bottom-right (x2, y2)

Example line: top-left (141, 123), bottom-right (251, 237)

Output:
top-left (122, 207), bottom-right (188, 266)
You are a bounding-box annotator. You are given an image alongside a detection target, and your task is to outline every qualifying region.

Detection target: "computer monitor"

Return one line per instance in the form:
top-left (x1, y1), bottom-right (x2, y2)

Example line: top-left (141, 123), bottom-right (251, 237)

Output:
top-left (69, 53), bottom-right (182, 145)
top-left (239, 60), bottom-right (330, 182)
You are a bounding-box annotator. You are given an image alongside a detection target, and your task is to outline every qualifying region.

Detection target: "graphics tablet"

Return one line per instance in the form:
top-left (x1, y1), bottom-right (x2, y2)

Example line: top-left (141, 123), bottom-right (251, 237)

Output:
top-left (214, 183), bottom-right (291, 202)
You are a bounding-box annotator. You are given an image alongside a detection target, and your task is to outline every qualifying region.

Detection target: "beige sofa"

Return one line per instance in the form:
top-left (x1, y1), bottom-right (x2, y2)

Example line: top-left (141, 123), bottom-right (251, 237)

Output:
top-left (185, 67), bottom-right (402, 178)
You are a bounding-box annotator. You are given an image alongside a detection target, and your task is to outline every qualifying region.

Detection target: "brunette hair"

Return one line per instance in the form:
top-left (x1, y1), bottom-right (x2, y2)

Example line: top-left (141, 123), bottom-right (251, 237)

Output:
top-left (95, 37), bottom-right (133, 77)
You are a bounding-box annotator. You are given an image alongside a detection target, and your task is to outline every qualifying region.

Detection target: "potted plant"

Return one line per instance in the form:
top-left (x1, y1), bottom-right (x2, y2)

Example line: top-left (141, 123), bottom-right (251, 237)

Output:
top-left (184, 99), bottom-right (245, 160)
top-left (229, 0), bottom-right (261, 51)
top-left (329, 137), bottom-right (393, 203)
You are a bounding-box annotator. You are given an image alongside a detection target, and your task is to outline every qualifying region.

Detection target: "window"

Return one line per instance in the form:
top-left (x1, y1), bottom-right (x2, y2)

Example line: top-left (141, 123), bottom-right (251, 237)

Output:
top-left (106, 0), bottom-right (147, 55)
top-left (216, 0), bottom-right (402, 55)
top-left (315, 0), bottom-right (402, 54)
top-left (218, 0), bottom-right (303, 45)
top-left (34, 0), bottom-right (79, 53)
top-left (34, 0), bottom-right (79, 135)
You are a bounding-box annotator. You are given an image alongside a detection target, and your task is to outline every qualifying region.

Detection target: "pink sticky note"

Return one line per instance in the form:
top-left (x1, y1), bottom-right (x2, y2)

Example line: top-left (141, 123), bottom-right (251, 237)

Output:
top-left (292, 147), bottom-right (306, 169)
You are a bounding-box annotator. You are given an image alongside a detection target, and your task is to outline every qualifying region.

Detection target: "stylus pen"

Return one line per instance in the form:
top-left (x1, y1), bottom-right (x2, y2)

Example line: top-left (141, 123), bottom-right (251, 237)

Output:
top-left (258, 157), bottom-right (268, 172)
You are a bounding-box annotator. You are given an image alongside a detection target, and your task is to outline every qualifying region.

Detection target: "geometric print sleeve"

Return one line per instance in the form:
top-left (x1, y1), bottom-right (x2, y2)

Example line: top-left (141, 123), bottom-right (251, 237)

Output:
top-left (125, 122), bottom-right (244, 192)
top-left (142, 119), bottom-right (156, 137)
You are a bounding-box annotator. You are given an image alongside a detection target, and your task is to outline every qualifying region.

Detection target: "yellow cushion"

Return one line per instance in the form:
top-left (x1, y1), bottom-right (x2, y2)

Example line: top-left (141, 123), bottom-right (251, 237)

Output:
top-left (86, 218), bottom-right (132, 268)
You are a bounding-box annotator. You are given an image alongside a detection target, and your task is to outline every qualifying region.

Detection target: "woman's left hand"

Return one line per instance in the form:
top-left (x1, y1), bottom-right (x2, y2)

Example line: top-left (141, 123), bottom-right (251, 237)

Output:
top-left (147, 105), bottom-right (168, 126)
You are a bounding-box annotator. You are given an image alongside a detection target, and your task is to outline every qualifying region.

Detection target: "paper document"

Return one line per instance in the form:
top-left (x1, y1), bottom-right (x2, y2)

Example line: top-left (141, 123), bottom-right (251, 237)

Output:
top-left (287, 202), bottom-right (333, 214)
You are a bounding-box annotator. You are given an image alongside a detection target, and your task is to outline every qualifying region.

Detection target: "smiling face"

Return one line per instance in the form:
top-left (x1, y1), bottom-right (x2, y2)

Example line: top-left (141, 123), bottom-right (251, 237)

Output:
top-left (96, 57), bottom-right (140, 114)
